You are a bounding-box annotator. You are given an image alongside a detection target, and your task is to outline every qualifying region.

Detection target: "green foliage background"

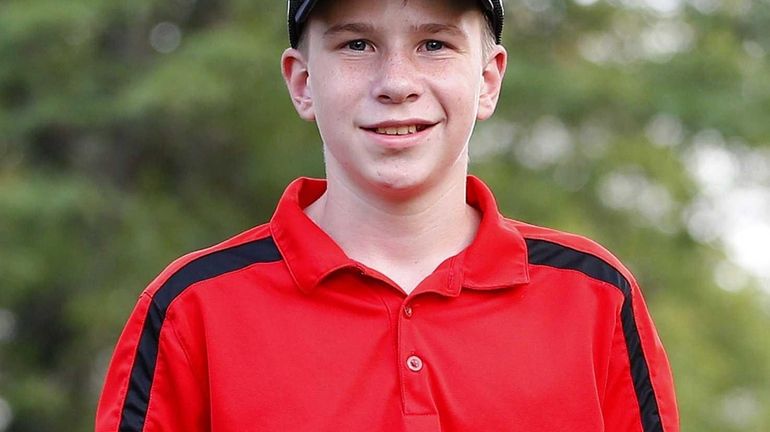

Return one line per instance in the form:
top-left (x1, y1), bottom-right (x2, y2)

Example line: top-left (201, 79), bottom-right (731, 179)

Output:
top-left (1, 0), bottom-right (769, 430)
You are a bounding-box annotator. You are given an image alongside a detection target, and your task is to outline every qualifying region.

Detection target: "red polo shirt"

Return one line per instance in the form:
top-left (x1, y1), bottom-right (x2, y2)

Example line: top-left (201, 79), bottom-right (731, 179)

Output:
top-left (96, 176), bottom-right (679, 432)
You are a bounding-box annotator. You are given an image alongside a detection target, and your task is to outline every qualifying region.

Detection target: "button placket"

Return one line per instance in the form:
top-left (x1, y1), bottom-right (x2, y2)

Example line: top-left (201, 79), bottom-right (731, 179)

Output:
top-left (397, 298), bottom-right (437, 416)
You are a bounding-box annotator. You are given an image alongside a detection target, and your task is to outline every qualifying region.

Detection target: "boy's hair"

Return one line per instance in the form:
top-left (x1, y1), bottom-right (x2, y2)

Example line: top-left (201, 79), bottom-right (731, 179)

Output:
top-left (288, 0), bottom-right (503, 57)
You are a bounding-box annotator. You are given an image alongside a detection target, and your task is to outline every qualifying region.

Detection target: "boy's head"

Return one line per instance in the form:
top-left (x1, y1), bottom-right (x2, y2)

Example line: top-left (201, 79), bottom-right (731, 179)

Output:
top-left (281, 0), bottom-right (507, 196)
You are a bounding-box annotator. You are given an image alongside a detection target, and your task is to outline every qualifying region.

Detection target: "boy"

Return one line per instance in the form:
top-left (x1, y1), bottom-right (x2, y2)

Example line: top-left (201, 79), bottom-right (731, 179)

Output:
top-left (96, 0), bottom-right (679, 430)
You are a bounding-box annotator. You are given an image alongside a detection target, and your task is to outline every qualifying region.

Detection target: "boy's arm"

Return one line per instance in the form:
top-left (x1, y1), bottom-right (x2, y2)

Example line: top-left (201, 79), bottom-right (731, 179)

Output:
top-left (602, 279), bottom-right (680, 432)
top-left (96, 293), bottom-right (208, 432)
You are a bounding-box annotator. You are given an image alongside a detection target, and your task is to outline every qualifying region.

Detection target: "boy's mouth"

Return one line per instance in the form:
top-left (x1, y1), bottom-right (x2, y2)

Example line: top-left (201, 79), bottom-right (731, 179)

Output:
top-left (372, 125), bottom-right (429, 135)
top-left (362, 122), bottom-right (436, 136)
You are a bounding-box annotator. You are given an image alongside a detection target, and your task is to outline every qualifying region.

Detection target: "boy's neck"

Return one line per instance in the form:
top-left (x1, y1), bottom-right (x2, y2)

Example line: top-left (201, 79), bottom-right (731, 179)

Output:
top-left (303, 171), bottom-right (480, 295)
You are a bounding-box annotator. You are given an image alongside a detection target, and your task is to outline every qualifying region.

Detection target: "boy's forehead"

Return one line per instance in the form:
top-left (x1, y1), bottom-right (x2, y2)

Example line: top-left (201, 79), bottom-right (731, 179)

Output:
top-left (288, 0), bottom-right (504, 48)
top-left (312, 0), bottom-right (479, 29)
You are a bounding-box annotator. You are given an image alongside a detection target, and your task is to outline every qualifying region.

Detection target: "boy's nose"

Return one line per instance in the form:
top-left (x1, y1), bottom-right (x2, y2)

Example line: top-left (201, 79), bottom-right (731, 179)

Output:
top-left (371, 54), bottom-right (423, 104)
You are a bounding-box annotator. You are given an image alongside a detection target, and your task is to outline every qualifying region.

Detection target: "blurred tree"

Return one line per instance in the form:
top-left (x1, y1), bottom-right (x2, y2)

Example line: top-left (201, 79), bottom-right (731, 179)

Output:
top-left (0, 0), bottom-right (769, 431)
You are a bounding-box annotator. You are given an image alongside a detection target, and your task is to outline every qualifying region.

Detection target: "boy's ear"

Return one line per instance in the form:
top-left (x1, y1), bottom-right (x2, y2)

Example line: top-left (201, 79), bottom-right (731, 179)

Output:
top-left (477, 45), bottom-right (507, 121)
top-left (281, 48), bottom-right (315, 121)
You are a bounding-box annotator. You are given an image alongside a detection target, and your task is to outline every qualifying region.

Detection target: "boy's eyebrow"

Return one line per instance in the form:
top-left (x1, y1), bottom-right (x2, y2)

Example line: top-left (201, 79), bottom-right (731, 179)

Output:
top-left (323, 22), bottom-right (468, 39)
top-left (411, 23), bottom-right (468, 39)
top-left (323, 22), bottom-right (376, 38)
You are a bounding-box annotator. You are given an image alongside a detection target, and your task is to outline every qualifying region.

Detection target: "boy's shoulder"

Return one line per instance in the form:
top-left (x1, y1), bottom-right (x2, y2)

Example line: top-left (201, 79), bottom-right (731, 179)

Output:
top-left (506, 218), bottom-right (638, 287)
top-left (140, 222), bottom-right (278, 299)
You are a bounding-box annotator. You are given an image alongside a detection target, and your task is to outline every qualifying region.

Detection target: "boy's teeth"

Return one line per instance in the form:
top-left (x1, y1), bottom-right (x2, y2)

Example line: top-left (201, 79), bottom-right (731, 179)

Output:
top-left (376, 125), bottom-right (420, 135)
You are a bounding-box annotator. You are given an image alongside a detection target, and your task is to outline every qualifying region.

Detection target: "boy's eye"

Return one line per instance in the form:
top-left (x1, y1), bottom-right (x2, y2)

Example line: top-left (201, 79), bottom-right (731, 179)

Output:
top-left (424, 40), bottom-right (444, 51)
top-left (347, 40), bottom-right (369, 51)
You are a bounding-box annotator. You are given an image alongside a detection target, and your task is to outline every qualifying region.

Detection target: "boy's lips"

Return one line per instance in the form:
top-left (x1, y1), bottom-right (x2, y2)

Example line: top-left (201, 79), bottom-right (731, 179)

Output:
top-left (360, 121), bottom-right (438, 150)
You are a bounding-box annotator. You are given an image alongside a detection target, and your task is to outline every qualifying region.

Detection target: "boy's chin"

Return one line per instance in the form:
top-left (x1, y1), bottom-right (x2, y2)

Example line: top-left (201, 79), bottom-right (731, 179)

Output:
top-left (363, 169), bottom-right (445, 201)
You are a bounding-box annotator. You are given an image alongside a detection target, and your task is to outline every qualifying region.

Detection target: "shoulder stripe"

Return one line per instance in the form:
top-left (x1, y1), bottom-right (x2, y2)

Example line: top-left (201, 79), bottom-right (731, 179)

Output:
top-left (119, 236), bottom-right (282, 432)
top-left (525, 238), bottom-right (664, 432)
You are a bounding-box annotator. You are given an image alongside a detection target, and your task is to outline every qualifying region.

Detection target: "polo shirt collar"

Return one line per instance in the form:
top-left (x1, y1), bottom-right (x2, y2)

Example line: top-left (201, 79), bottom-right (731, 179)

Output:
top-left (270, 176), bottom-right (530, 295)
top-left (461, 175), bottom-right (530, 290)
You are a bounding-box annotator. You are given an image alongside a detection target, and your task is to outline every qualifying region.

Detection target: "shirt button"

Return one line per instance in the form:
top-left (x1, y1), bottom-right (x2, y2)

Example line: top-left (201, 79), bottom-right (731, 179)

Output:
top-left (403, 305), bottom-right (413, 318)
top-left (406, 355), bottom-right (423, 372)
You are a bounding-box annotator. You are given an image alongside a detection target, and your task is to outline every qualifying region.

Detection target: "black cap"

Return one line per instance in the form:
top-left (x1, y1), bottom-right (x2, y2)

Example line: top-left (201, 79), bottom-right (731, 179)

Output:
top-left (288, 0), bottom-right (504, 48)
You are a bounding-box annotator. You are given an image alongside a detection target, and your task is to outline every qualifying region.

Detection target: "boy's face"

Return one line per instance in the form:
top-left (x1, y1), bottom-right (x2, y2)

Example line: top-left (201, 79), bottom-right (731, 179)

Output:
top-left (282, 0), bottom-right (507, 197)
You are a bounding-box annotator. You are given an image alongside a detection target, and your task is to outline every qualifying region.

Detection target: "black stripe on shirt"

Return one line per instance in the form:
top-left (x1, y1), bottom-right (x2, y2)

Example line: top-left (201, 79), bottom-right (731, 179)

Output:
top-left (525, 238), bottom-right (664, 432)
top-left (119, 236), bottom-right (282, 432)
